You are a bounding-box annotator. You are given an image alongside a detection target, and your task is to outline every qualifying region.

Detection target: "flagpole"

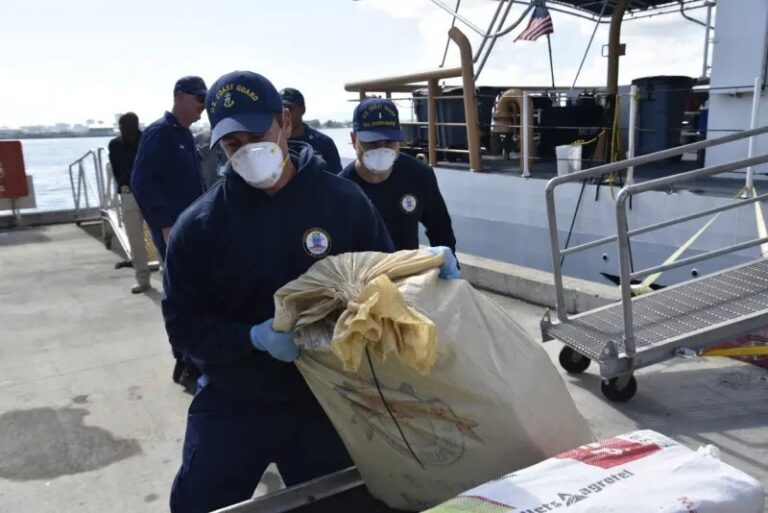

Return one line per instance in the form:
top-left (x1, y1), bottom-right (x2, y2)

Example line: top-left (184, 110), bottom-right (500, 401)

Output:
top-left (546, 34), bottom-right (556, 89)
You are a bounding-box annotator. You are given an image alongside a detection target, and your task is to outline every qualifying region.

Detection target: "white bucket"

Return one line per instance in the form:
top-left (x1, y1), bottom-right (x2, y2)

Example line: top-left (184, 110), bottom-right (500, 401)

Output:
top-left (556, 144), bottom-right (582, 176)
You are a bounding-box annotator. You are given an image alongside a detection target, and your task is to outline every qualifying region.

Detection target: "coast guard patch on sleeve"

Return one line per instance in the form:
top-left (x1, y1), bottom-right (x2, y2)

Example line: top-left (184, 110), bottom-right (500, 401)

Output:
top-left (303, 228), bottom-right (331, 257)
top-left (400, 194), bottom-right (418, 213)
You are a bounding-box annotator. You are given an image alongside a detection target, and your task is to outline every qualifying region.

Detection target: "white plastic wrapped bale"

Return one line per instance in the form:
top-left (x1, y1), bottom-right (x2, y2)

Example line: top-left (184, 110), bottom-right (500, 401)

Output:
top-left (273, 250), bottom-right (594, 511)
top-left (424, 430), bottom-right (766, 513)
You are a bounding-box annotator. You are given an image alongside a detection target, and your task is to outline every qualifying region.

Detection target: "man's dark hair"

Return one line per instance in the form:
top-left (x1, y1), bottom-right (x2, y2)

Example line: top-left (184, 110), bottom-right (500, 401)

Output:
top-left (119, 112), bottom-right (139, 125)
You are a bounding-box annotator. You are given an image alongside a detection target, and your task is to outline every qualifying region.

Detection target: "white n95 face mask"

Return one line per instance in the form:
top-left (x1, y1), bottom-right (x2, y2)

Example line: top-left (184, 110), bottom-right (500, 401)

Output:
top-left (230, 141), bottom-right (288, 189)
top-left (362, 147), bottom-right (398, 174)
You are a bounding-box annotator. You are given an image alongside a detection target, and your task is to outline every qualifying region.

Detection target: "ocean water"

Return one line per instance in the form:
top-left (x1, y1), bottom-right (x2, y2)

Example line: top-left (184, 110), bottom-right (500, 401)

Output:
top-left (1, 128), bottom-right (356, 213)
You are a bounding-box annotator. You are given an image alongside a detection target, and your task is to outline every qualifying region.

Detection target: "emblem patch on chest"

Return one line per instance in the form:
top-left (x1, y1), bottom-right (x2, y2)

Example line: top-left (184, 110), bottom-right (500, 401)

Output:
top-left (400, 194), bottom-right (418, 213)
top-left (303, 228), bottom-right (331, 257)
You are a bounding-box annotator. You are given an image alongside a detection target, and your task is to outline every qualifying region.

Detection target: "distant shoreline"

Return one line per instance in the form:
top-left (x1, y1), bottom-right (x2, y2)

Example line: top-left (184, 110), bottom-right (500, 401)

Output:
top-left (1, 124), bottom-right (352, 141)
top-left (0, 132), bottom-right (115, 140)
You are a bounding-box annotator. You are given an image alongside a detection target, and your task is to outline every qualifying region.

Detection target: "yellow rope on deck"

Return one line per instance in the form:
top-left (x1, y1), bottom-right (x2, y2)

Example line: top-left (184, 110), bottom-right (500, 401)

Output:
top-left (631, 186), bottom-right (749, 295)
top-left (701, 346), bottom-right (768, 357)
top-left (570, 130), bottom-right (605, 148)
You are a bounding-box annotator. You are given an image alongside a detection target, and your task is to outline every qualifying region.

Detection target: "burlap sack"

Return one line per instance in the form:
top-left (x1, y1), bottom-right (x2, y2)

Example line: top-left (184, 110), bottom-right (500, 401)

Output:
top-left (274, 250), bottom-right (594, 511)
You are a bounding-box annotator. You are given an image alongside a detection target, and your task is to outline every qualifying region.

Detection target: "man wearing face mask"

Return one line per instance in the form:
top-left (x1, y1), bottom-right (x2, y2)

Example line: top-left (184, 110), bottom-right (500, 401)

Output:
top-left (340, 98), bottom-right (458, 267)
top-left (131, 75), bottom-right (208, 391)
top-left (280, 87), bottom-right (343, 174)
top-left (160, 71), bottom-right (399, 513)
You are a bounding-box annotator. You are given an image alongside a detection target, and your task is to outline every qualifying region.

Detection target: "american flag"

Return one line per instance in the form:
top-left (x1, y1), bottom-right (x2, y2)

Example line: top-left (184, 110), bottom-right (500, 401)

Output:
top-left (514, 4), bottom-right (554, 42)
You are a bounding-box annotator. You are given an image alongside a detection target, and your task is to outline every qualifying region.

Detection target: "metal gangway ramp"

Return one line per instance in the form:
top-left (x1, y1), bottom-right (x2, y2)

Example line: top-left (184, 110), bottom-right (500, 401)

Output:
top-left (67, 148), bottom-right (160, 266)
top-left (541, 125), bottom-right (768, 401)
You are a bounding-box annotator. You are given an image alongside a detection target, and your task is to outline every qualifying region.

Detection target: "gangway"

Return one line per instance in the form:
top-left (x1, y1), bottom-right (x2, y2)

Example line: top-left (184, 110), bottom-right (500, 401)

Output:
top-left (67, 148), bottom-right (160, 266)
top-left (541, 124), bottom-right (768, 401)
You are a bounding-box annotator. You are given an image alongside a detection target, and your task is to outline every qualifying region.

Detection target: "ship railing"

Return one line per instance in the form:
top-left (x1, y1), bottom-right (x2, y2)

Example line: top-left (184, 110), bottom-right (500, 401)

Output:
top-left (510, 86), bottom-right (628, 178)
top-left (516, 79), bottom-right (764, 181)
top-left (545, 123), bottom-right (768, 354)
top-left (381, 78), bottom-right (765, 182)
top-left (344, 27), bottom-right (484, 172)
top-left (396, 85), bottom-right (686, 179)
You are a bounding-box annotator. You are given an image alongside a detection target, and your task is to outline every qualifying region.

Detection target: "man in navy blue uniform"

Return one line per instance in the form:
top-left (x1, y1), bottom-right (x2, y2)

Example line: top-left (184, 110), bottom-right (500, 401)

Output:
top-left (160, 71), bottom-right (405, 513)
top-left (131, 75), bottom-right (208, 260)
top-left (131, 75), bottom-right (208, 390)
top-left (340, 98), bottom-right (458, 257)
top-left (281, 87), bottom-right (343, 173)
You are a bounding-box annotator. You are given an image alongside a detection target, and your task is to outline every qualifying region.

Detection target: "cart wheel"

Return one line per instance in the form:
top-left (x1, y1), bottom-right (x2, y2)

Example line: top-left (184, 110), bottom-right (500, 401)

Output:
top-left (104, 233), bottom-right (113, 250)
top-left (601, 375), bottom-right (637, 402)
top-left (559, 346), bottom-right (591, 374)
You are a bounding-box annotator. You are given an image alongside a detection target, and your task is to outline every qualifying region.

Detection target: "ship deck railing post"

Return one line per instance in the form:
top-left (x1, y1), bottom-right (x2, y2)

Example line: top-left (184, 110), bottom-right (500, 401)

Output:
top-left (746, 77), bottom-right (762, 193)
top-left (344, 28), bottom-right (479, 170)
top-left (701, 1), bottom-right (714, 79)
top-left (627, 84), bottom-right (639, 184)
top-left (428, 79), bottom-right (439, 166)
top-left (449, 27), bottom-right (482, 172)
top-left (615, 188), bottom-right (636, 354)
top-left (522, 91), bottom-right (531, 177)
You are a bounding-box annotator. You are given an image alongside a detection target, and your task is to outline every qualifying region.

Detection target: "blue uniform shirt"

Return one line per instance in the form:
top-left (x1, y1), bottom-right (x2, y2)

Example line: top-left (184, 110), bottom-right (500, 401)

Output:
top-left (131, 112), bottom-right (205, 242)
top-left (161, 142), bottom-right (394, 402)
top-left (290, 124), bottom-right (342, 174)
top-left (340, 153), bottom-right (457, 254)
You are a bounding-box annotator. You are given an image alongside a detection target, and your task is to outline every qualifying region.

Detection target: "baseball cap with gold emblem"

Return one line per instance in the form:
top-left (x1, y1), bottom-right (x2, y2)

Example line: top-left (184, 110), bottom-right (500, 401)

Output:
top-left (353, 97), bottom-right (405, 143)
top-left (205, 71), bottom-right (284, 148)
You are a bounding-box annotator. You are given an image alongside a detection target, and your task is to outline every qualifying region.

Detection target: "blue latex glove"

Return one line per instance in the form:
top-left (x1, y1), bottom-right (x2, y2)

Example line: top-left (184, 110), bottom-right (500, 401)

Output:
top-left (250, 318), bottom-right (299, 362)
top-left (426, 246), bottom-right (461, 280)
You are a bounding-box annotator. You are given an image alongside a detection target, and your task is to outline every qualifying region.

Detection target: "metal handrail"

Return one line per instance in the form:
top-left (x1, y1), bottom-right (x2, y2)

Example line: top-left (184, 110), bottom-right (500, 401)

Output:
top-left (546, 125), bottom-right (768, 335)
top-left (97, 147), bottom-right (108, 205)
top-left (211, 467), bottom-right (362, 513)
top-left (401, 121), bottom-right (469, 127)
top-left (94, 150), bottom-right (105, 208)
top-left (97, 147), bottom-right (120, 210)
top-left (68, 150), bottom-right (98, 213)
top-left (560, 190), bottom-right (768, 257)
top-left (428, 0), bottom-right (712, 33)
top-left (474, 1), bottom-right (529, 81)
top-left (345, 27), bottom-right (482, 171)
top-left (546, 124), bottom-right (768, 191)
top-left (629, 236), bottom-right (768, 281)
top-left (67, 148), bottom-right (114, 218)
top-left (412, 94), bottom-right (505, 100)
top-left (439, 0), bottom-right (461, 68)
top-left (102, 161), bottom-right (122, 226)
top-left (613, 152), bottom-right (768, 352)
top-left (472, 0), bottom-right (505, 62)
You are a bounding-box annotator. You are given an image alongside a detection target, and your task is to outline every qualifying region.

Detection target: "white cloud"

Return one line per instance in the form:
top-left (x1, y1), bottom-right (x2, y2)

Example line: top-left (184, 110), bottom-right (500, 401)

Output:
top-left (0, 0), bottom-right (711, 126)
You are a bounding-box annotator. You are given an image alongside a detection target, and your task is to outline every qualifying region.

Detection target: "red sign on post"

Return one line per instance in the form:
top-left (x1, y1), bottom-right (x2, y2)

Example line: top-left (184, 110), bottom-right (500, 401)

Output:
top-left (0, 140), bottom-right (29, 199)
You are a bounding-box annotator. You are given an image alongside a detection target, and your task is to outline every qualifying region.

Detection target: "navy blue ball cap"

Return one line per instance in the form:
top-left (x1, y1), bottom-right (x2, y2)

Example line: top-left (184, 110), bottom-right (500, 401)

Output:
top-left (206, 71), bottom-right (284, 148)
top-left (353, 98), bottom-right (404, 143)
top-left (280, 88), bottom-right (305, 107)
top-left (174, 76), bottom-right (207, 96)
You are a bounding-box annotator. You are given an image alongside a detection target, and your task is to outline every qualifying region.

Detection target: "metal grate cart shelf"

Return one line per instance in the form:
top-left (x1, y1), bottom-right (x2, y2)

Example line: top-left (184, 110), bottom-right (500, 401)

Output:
top-left (541, 125), bottom-right (768, 401)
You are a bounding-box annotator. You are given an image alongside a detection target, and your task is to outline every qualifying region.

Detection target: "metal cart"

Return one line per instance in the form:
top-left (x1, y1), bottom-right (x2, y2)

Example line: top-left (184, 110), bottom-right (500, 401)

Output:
top-left (211, 467), bottom-right (405, 513)
top-left (541, 125), bottom-right (768, 401)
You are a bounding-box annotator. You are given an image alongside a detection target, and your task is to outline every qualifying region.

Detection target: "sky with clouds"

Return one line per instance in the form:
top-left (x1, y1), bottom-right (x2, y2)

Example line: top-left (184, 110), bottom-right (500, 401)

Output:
top-left (0, 0), bottom-right (711, 127)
